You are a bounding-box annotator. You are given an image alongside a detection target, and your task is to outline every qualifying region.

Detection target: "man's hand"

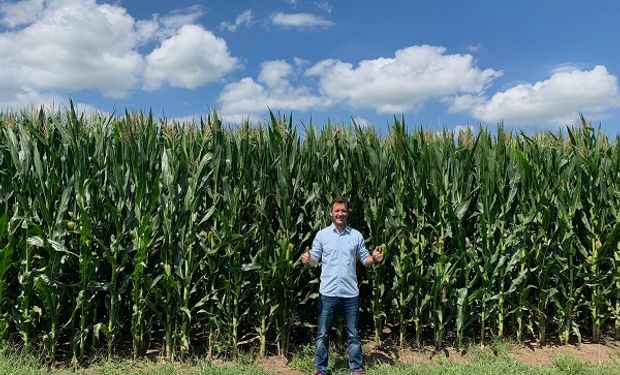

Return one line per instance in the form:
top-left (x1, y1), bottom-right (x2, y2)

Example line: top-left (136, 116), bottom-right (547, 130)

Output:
top-left (372, 246), bottom-right (384, 264)
top-left (301, 247), bottom-right (315, 266)
top-left (364, 245), bottom-right (384, 267)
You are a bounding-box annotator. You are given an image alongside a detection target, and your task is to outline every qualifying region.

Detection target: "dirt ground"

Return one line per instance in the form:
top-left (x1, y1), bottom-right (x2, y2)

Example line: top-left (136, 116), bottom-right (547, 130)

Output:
top-left (256, 356), bottom-right (304, 375)
top-left (508, 341), bottom-right (619, 366)
top-left (255, 340), bottom-right (620, 374)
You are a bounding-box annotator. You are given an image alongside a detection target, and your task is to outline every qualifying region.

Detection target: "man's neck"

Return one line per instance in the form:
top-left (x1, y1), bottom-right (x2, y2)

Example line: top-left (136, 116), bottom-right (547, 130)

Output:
top-left (334, 223), bottom-right (346, 233)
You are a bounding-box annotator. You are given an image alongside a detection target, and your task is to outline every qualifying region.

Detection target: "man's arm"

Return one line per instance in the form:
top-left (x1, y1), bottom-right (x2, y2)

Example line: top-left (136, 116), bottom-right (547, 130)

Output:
top-left (357, 234), bottom-right (383, 267)
top-left (302, 247), bottom-right (318, 266)
top-left (363, 245), bottom-right (384, 267)
top-left (363, 255), bottom-right (375, 267)
top-left (301, 236), bottom-right (322, 267)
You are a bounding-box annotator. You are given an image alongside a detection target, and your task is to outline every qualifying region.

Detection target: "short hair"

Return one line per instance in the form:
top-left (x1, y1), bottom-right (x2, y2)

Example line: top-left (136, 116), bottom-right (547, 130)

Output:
top-left (330, 197), bottom-right (350, 210)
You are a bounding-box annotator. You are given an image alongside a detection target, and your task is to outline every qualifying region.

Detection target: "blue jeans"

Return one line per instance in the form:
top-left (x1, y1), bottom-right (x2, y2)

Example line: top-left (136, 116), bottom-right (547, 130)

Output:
top-left (315, 294), bottom-right (363, 372)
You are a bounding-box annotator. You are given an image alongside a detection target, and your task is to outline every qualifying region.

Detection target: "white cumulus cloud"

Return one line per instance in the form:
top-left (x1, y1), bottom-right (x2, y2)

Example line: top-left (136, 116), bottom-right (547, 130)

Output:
top-left (159, 5), bottom-right (203, 30)
top-left (271, 12), bottom-right (334, 28)
top-left (449, 65), bottom-right (620, 125)
top-left (0, 0), bottom-right (45, 28)
top-left (219, 9), bottom-right (253, 32)
top-left (0, 0), bottom-right (239, 110)
top-left (144, 24), bottom-right (239, 90)
top-left (305, 45), bottom-right (501, 113)
top-left (134, 6), bottom-right (204, 43)
top-left (0, 0), bottom-right (143, 100)
top-left (218, 60), bottom-right (331, 122)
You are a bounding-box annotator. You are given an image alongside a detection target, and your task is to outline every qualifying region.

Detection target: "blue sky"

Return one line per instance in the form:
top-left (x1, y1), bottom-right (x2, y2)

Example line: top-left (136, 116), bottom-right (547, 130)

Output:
top-left (1, 0), bottom-right (620, 134)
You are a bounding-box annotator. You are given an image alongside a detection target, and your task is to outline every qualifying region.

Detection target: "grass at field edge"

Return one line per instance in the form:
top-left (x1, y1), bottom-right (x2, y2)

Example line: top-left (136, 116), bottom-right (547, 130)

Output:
top-left (1, 345), bottom-right (620, 375)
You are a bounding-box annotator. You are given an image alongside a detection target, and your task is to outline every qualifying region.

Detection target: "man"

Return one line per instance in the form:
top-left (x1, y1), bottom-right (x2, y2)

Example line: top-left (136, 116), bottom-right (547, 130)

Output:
top-left (301, 197), bottom-right (383, 375)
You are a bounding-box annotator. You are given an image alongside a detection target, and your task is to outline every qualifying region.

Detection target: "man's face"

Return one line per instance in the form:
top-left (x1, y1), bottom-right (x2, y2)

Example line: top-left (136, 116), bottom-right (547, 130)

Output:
top-left (331, 202), bottom-right (349, 227)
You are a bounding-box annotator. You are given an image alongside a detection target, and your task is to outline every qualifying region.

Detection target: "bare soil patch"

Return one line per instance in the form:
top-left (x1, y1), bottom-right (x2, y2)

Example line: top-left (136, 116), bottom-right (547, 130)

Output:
top-left (509, 341), bottom-right (620, 366)
top-left (395, 346), bottom-right (468, 366)
top-left (256, 355), bottom-right (305, 375)
top-left (252, 340), bottom-right (619, 374)
top-left (363, 337), bottom-right (620, 367)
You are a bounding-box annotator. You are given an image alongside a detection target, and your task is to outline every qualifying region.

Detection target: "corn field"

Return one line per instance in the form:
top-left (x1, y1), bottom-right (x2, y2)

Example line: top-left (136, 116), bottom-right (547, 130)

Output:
top-left (1, 104), bottom-right (619, 363)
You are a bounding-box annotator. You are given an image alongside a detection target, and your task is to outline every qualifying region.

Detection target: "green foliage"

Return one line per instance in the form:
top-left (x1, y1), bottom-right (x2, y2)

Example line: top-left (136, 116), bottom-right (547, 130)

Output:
top-left (0, 107), bottom-right (619, 363)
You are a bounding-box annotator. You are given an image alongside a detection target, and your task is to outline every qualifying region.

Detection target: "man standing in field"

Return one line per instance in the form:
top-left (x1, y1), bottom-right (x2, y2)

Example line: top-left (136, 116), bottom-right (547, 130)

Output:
top-left (301, 197), bottom-right (383, 375)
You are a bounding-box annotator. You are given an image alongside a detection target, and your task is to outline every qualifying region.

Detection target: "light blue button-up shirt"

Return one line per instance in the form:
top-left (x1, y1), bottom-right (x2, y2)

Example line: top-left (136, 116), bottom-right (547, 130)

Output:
top-left (310, 223), bottom-right (371, 298)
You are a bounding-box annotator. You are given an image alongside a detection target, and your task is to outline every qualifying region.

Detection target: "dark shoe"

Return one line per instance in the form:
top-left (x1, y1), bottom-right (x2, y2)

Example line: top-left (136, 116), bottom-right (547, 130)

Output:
top-left (314, 371), bottom-right (327, 375)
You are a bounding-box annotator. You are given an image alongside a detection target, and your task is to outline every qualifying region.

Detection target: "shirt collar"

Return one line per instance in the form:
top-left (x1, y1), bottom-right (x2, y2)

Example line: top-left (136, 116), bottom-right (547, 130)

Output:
top-left (330, 223), bottom-right (351, 234)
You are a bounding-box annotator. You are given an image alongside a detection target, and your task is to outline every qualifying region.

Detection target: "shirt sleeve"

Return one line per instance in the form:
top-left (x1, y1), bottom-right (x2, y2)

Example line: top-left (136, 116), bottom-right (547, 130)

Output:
top-left (357, 232), bottom-right (370, 263)
top-left (310, 235), bottom-right (323, 263)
